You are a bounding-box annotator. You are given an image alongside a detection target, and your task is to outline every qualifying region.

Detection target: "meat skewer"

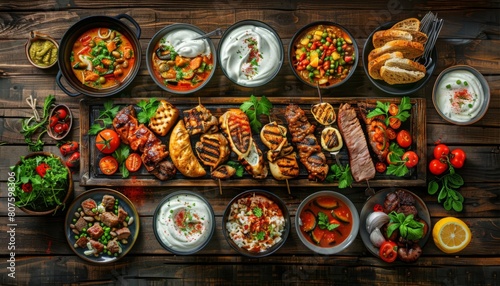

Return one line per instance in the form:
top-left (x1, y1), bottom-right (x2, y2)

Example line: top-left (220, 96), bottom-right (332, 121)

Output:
top-left (285, 104), bottom-right (328, 182)
top-left (337, 103), bottom-right (376, 183)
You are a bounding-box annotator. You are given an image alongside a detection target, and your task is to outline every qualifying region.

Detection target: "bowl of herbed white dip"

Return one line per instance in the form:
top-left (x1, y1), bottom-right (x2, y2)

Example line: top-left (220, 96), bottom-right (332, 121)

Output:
top-left (433, 65), bottom-right (490, 125)
top-left (218, 20), bottom-right (284, 87)
top-left (153, 191), bottom-right (215, 255)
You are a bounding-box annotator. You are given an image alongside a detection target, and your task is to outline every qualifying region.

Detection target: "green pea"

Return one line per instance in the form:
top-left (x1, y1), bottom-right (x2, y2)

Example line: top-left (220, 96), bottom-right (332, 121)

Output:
top-left (74, 235), bottom-right (79, 240)
top-left (320, 39), bottom-right (326, 44)
top-left (307, 35), bottom-right (312, 39)
top-left (337, 46), bottom-right (342, 52)
top-left (308, 42), bottom-right (312, 48)
top-left (322, 32), bottom-right (328, 38)
top-left (325, 41), bottom-right (330, 47)
top-left (309, 72), bottom-right (314, 78)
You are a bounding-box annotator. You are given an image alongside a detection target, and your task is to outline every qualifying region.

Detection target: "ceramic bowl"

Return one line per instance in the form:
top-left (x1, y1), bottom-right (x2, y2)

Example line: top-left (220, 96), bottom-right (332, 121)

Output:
top-left (25, 31), bottom-right (59, 69)
top-left (153, 191), bottom-right (215, 255)
top-left (12, 152), bottom-right (73, 215)
top-left (146, 23), bottom-right (218, 95)
top-left (432, 65), bottom-right (490, 125)
top-left (222, 189), bottom-right (290, 257)
top-left (65, 188), bottom-right (140, 263)
top-left (46, 104), bottom-right (73, 140)
top-left (289, 21), bottom-right (358, 89)
top-left (218, 20), bottom-right (284, 87)
top-left (295, 190), bottom-right (359, 255)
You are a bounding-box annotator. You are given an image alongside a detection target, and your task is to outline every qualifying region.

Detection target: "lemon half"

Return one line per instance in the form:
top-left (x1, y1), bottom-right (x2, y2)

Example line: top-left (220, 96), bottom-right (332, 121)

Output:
top-left (432, 217), bottom-right (472, 254)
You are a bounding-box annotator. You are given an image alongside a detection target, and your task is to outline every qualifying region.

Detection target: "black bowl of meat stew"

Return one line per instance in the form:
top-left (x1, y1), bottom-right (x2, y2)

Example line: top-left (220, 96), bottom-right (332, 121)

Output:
top-left (56, 14), bottom-right (142, 97)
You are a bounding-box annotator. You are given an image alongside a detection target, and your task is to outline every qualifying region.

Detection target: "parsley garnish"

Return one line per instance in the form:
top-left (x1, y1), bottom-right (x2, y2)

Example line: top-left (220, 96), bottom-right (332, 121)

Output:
top-left (317, 212), bottom-right (339, 231)
top-left (367, 96), bottom-right (412, 126)
top-left (227, 161), bottom-right (245, 177)
top-left (255, 231), bottom-right (265, 240)
top-left (385, 142), bottom-right (410, 177)
top-left (240, 95), bottom-right (272, 133)
top-left (325, 164), bottom-right (353, 188)
top-left (88, 100), bottom-right (120, 135)
top-left (136, 98), bottom-right (159, 124)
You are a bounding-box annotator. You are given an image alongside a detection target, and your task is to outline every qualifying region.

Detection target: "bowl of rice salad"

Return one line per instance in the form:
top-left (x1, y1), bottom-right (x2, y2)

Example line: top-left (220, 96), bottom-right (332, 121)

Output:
top-left (222, 189), bottom-right (290, 257)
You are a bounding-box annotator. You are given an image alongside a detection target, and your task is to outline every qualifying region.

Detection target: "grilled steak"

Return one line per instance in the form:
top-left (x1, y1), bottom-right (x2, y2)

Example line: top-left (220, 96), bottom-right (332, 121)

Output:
top-left (337, 103), bottom-right (376, 182)
top-left (183, 104), bottom-right (219, 135)
top-left (285, 104), bottom-right (328, 182)
top-left (150, 160), bottom-right (177, 181)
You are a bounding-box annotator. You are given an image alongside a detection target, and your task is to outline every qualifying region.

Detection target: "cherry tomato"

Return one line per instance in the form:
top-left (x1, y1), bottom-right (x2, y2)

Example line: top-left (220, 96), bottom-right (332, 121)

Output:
top-left (61, 123), bottom-right (69, 132)
top-left (49, 115), bottom-right (59, 128)
top-left (389, 117), bottom-right (401, 129)
top-left (433, 143), bottom-right (450, 160)
top-left (396, 130), bottom-right (412, 148)
top-left (450, 148), bottom-right (466, 169)
top-left (55, 107), bottom-right (68, 120)
top-left (59, 141), bottom-right (79, 156)
top-left (125, 153), bottom-right (142, 172)
top-left (385, 127), bottom-right (397, 140)
top-left (402, 151), bottom-right (419, 168)
top-left (99, 156), bottom-right (118, 175)
top-left (53, 123), bottom-right (64, 134)
top-left (22, 183), bottom-right (33, 193)
top-left (379, 241), bottom-right (398, 263)
top-left (388, 103), bottom-right (399, 116)
top-left (66, 151), bottom-right (80, 168)
top-left (429, 158), bottom-right (448, 175)
top-left (35, 162), bottom-right (50, 178)
top-left (373, 204), bottom-right (384, 212)
top-left (95, 129), bottom-right (120, 154)
top-left (375, 162), bottom-right (387, 173)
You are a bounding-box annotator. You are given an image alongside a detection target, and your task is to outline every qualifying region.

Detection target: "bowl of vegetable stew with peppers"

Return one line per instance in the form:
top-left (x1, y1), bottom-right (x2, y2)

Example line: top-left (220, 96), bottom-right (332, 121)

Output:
top-left (289, 21), bottom-right (358, 89)
top-left (10, 152), bottom-right (74, 215)
top-left (295, 190), bottom-right (359, 255)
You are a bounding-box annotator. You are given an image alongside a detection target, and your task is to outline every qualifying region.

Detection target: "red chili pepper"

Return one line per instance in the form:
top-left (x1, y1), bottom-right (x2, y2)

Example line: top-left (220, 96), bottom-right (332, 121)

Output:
top-left (21, 183), bottom-right (33, 193)
top-left (35, 162), bottom-right (50, 178)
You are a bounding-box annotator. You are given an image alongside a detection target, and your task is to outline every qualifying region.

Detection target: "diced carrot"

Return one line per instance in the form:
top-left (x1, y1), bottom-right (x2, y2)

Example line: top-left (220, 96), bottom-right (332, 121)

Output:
top-left (84, 72), bottom-right (99, 82)
top-left (175, 56), bottom-right (188, 67)
top-left (106, 41), bottom-right (117, 52)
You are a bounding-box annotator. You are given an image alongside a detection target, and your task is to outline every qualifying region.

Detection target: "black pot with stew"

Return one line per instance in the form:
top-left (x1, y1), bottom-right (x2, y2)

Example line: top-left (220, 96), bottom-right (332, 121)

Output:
top-left (56, 14), bottom-right (141, 97)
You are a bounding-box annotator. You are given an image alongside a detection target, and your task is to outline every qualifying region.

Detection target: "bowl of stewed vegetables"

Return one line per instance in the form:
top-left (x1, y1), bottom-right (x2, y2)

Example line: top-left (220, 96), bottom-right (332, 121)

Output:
top-left (56, 14), bottom-right (142, 97)
top-left (147, 23), bottom-right (217, 95)
top-left (289, 21), bottom-right (358, 89)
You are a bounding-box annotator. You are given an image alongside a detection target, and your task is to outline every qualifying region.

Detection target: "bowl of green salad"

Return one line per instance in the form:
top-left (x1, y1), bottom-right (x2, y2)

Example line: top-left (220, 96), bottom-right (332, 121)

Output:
top-left (10, 152), bottom-right (74, 215)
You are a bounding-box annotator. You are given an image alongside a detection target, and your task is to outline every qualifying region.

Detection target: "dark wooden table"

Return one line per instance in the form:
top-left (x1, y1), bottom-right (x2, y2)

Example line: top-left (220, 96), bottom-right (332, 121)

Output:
top-left (1, 1), bottom-right (499, 285)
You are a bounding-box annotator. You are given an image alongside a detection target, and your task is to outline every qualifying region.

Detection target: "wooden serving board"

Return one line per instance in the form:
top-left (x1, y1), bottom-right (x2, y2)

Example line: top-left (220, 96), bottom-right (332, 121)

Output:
top-left (79, 97), bottom-right (426, 188)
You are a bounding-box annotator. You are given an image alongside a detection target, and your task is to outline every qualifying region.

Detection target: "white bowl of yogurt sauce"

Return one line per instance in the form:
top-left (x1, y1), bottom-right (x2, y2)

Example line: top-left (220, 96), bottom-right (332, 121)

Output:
top-left (218, 20), bottom-right (284, 87)
top-left (432, 65), bottom-right (490, 125)
top-left (153, 191), bottom-right (215, 255)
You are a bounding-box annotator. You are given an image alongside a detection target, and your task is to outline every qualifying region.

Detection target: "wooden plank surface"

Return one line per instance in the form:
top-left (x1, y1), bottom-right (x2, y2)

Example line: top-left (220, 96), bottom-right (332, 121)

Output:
top-left (0, 1), bottom-right (499, 285)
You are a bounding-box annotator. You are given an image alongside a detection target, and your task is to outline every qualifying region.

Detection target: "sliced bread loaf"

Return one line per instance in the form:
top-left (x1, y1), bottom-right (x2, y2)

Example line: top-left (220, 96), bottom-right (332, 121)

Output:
top-left (384, 57), bottom-right (426, 73)
top-left (367, 51), bottom-right (404, 80)
top-left (391, 18), bottom-right (420, 31)
top-left (368, 40), bottom-right (424, 62)
top-left (380, 65), bottom-right (425, 85)
top-left (372, 29), bottom-right (413, 48)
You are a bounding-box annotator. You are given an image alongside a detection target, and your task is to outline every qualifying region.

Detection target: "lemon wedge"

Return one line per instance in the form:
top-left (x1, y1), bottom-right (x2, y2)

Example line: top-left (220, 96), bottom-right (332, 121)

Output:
top-left (432, 217), bottom-right (471, 254)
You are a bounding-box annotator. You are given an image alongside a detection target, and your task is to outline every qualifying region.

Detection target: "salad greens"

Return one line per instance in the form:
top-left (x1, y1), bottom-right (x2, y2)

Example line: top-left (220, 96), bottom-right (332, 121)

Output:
top-left (10, 154), bottom-right (69, 212)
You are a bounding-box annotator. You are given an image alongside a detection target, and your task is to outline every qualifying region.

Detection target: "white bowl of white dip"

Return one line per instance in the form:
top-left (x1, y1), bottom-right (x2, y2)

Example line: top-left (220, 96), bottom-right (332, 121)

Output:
top-left (218, 20), bottom-right (284, 87)
top-left (153, 191), bottom-right (215, 255)
top-left (432, 65), bottom-right (490, 125)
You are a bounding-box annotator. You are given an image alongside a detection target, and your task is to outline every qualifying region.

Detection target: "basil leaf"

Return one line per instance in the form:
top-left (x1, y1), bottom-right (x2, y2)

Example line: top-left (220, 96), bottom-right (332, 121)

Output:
top-left (428, 180), bottom-right (439, 195)
top-left (386, 222), bottom-right (400, 238)
top-left (452, 200), bottom-right (463, 212)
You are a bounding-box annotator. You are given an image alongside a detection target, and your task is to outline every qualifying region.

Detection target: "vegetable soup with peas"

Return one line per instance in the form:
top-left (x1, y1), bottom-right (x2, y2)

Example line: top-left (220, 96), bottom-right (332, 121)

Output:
top-left (291, 24), bottom-right (356, 87)
top-left (71, 28), bottom-right (136, 89)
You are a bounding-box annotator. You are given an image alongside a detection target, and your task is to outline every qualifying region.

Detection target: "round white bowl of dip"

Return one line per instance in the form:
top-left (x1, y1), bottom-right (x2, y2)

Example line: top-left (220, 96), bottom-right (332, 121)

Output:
top-left (153, 191), bottom-right (215, 255)
top-left (218, 20), bottom-right (284, 87)
top-left (433, 65), bottom-right (490, 125)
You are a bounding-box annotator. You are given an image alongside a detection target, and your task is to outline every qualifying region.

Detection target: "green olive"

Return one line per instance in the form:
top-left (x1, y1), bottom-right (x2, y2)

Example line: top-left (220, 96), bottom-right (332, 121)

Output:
top-left (98, 76), bottom-right (106, 84)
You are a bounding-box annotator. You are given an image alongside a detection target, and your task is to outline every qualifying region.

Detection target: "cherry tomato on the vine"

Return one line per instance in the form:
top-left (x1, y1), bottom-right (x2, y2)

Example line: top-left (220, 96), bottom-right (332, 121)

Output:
top-left (429, 158), bottom-right (448, 175)
top-left (450, 148), bottom-right (466, 169)
top-left (402, 151), bottom-right (419, 168)
top-left (376, 162), bottom-right (387, 173)
top-left (433, 144), bottom-right (450, 159)
top-left (95, 129), bottom-right (120, 154)
top-left (49, 115), bottom-right (59, 128)
top-left (55, 107), bottom-right (68, 120)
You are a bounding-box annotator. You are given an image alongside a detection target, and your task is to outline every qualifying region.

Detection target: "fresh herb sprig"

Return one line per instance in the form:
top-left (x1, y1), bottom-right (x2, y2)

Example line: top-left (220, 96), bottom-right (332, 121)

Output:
top-left (136, 98), bottom-right (159, 124)
top-left (21, 95), bottom-right (56, 151)
top-left (386, 142), bottom-right (410, 177)
top-left (326, 164), bottom-right (353, 188)
top-left (227, 161), bottom-right (245, 177)
top-left (428, 166), bottom-right (465, 212)
top-left (367, 96), bottom-right (412, 126)
top-left (387, 211), bottom-right (424, 241)
top-left (317, 212), bottom-right (339, 231)
top-left (113, 144), bottom-right (131, 179)
top-left (240, 95), bottom-right (272, 133)
top-left (89, 101), bottom-right (120, 135)
top-left (252, 207), bottom-right (263, 218)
